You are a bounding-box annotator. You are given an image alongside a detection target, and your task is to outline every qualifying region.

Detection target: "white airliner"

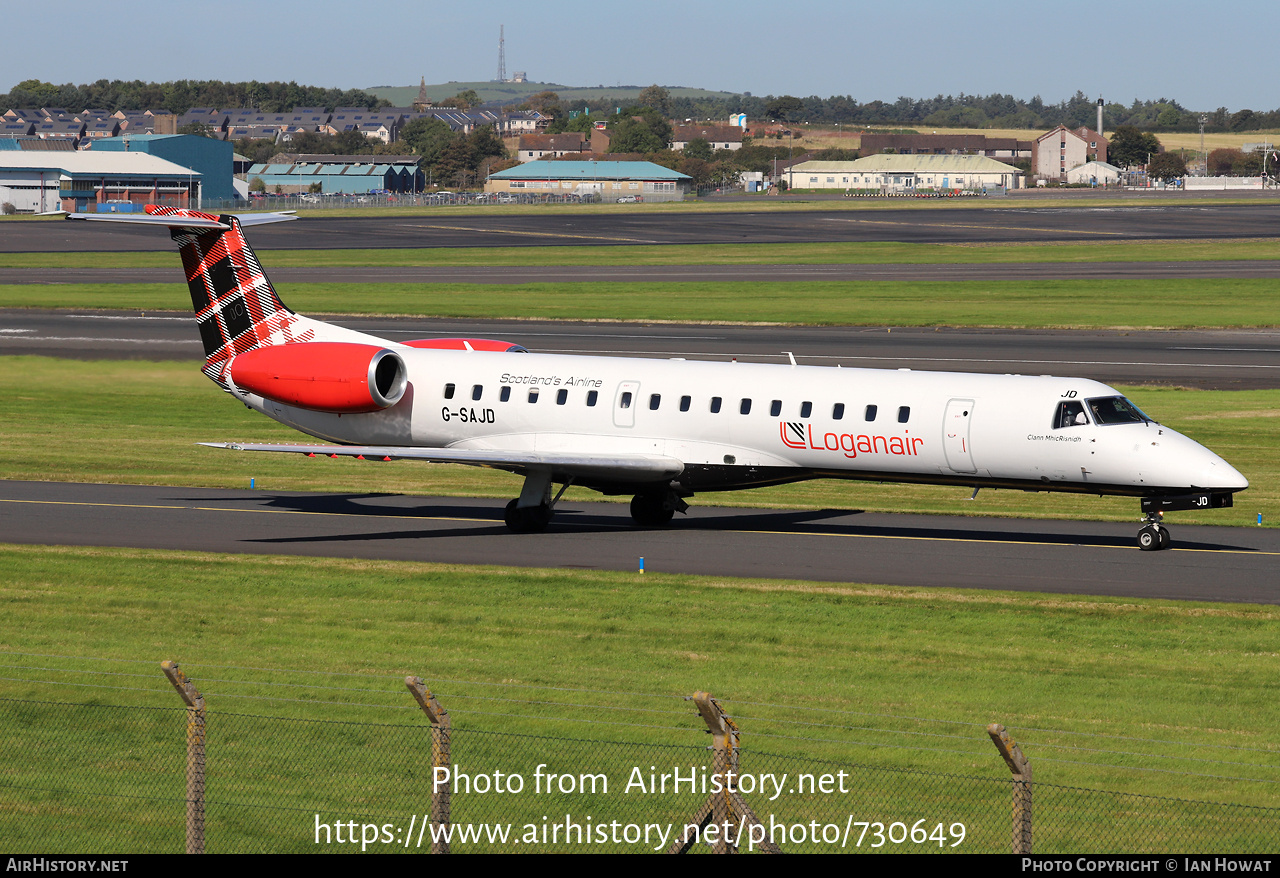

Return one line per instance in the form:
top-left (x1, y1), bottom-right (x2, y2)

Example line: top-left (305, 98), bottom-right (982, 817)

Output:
top-left (68, 207), bottom-right (1247, 550)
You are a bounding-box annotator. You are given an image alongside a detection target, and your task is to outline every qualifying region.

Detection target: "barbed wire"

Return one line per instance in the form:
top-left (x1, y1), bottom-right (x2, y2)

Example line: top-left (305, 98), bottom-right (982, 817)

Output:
top-left (3, 652), bottom-right (1278, 763)
top-left (1016, 739), bottom-right (1279, 771)
top-left (1012, 724), bottom-right (1280, 755)
top-left (1032, 754), bottom-right (1280, 785)
top-left (0, 676), bottom-right (170, 695)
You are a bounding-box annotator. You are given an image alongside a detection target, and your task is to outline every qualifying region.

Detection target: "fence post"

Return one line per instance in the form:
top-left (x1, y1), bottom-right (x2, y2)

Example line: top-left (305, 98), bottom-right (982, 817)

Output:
top-left (695, 690), bottom-right (739, 854)
top-left (405, 677), bottom-right (450, 854)
top-left (987, 722), bottom-right (1032, 854)
top-left (668, 691), bottom-right (780, 854)
top-left (161, 660), bottom-right (205, 854)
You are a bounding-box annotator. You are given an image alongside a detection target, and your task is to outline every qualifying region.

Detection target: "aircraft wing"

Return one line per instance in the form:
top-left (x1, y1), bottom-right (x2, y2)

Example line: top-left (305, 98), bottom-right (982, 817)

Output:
top-left (201, 442), bottom-right (684, 483)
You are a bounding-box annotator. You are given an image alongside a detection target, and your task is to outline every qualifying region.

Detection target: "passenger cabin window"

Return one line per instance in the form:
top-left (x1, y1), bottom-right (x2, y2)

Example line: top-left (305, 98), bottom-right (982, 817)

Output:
top-left (500, 386), bottom-right (511, 402)
top-left (443, 383), bottom-right (456, 400)
top-left (528, 388), bottom-right (539, 403)
top-left (865, 404), bottom-right (878, 422)
top-left (710, 397), bottom-right (722, 413)
top-left (1088, 396), bottom-right (1150, 425)
top-left (800, 401), bottom-right (812, 418)
top-left (740, 398), bottom-right (752, 415)
top-left (649, 393), bottom-right (661, 410)
top-left (680, 395), bottom-right (691, 412)
top-left (586, 390), bottom-right (598, 407)
top-left (556, 388), bottom-right (568, 405)
top-left (471, 385), bottom-right (483, 401)
top-left (898, 406), bottom-right (911, 424)
top-left (620, 391), bottom-right (632, 409)
top-left (832, 403), bottom-right (845, 420)
top-left (770, 400), bottom-right (782, 417)
top-left (1054, 400), bottom-right (1088, 428)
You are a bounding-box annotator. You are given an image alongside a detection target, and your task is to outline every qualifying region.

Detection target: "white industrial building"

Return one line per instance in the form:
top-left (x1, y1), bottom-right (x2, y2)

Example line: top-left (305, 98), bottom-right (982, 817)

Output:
top-left (0, 151), bottom-right (202, 213)
top-left (1183, 176), bottom-right (1269, 190)
top-left (1065, 161), bottom-right (1123, 186)
top-left (787, 154), bottom-right (1023, 193)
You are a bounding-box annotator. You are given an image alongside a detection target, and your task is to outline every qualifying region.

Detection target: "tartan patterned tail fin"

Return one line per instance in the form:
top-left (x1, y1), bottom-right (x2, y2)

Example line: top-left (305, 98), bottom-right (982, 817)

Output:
top-left (143, 205), bottom-right (313, 381)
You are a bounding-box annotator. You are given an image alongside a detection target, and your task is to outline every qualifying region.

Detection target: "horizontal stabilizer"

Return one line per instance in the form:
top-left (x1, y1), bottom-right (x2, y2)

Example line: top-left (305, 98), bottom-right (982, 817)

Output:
top-left (66, 212), bottom-right (229, 229)
top-left (202, 442), bottom-right (685, 482)
top-left (65, 211), bottom-right (297, 230)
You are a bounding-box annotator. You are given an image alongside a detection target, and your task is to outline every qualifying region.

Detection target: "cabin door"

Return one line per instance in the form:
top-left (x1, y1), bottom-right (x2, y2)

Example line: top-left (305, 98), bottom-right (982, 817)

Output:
top-left (943, 398), bottom-right (976, 473)
top-left (613, 381), bottom-right (640, 428)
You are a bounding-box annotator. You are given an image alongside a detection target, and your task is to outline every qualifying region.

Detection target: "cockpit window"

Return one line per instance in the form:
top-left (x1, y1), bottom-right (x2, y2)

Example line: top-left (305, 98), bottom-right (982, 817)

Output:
top-left (1087, 396), bottom-right (1151, 425)
top-left (1054, 400), bottom-right (1089, 429)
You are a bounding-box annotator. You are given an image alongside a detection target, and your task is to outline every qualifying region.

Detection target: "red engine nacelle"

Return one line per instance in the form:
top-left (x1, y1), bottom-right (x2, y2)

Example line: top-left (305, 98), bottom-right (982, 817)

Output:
top-left (402, 337), bottom-right (527, 353)
top-left (229, 342), bottom-right (407, 413)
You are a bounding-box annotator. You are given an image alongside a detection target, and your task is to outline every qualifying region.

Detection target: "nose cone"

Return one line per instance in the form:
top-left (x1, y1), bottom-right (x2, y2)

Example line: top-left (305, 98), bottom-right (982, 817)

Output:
top-left (1156, 428), bottom-right (1248, 492)
top-left (1197, 453), bottom-right (1248, 492)
top-left (1175, 429), bottom-right (1248, 491)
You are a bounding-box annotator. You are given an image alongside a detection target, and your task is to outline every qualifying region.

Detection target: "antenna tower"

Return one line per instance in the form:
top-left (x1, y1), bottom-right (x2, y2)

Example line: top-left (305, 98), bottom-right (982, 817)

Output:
top-left (497, 25), bottom-right (506, 82)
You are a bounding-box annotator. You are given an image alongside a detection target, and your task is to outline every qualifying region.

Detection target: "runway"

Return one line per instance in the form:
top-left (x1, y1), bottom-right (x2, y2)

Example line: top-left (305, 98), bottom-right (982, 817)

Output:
top-left (6, 202), bottom-right (1280, 252)
top-left (3, 481), bottom-right (1275, 604)
top-left (4, 309), bottom-right (1278, 390)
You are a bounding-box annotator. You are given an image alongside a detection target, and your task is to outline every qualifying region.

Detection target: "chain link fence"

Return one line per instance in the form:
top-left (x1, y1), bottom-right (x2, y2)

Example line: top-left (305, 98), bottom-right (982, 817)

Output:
top-left (2, 690), bottom-right (1277, 854)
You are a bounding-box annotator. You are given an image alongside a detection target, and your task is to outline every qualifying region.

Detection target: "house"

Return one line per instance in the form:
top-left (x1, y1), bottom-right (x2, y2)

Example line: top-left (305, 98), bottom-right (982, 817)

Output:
top-left (671, 124), bottom-right (744, 152)
top-left (516, 133), bottom-right (590, 162)
top-left (1032, 126), bottom-right (1108, 183)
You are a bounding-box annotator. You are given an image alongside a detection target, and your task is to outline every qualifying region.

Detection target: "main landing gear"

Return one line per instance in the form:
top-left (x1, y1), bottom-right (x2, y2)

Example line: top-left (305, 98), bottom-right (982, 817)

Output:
top-left (629, 491), bottom-right (689, 527)
top-left (504, 499), bottom-right (553, 533)
top-left (1137, 511), bottom-right (1171, 551)
top-left (502, 471), bottom-right (570, 534)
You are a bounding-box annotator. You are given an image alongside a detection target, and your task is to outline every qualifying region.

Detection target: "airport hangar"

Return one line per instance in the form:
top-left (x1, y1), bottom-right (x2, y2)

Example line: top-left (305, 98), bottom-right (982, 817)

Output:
top-left (786, 154), bottom-right (1025, 193)
top-left (0, 133), bottom-right (235, 212)
top-left (485, 160), bottom-right (693, 200)
top-left (0, 149), bottom-right (204, 213)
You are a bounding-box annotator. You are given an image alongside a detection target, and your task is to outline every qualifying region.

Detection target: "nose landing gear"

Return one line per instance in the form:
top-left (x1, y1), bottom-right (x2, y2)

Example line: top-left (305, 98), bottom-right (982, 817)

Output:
top-left (1137, 511), bottom-right (1171, 551)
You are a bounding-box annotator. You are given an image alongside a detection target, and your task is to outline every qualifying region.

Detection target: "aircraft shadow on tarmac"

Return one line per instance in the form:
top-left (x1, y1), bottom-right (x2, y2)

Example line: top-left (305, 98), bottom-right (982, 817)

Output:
top-left (667, 509), bottom-right (1250, 552)
top-left (218, 494), bottom-right (1254, 553)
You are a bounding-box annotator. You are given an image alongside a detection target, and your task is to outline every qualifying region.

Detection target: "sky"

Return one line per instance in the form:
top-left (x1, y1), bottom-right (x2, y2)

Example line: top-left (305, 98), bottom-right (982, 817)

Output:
top-left (4, 0), bottom-right (1276, 112)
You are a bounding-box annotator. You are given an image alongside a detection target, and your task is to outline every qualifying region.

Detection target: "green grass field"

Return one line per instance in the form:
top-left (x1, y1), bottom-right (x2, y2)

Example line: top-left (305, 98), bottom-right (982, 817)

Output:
top-left (2, 544), bottom-right (1278, 810)
top-left (2, 239), bottom-right (1278, 269)
top-left (4, 277), bottom-right (1280, 329)
top-left (3, 233), bottom-right (1275, 329)
top-left (7, 546), bottom-right (1277, 853)
top-left (0, 357), bottom-right (1274, 527)
top-left (7, 190), bottom-right (1277, 225)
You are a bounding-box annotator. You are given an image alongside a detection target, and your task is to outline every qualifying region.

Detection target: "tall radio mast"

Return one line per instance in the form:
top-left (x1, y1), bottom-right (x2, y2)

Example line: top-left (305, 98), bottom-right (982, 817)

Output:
top-left (497, 25), bottom-right (506, 82)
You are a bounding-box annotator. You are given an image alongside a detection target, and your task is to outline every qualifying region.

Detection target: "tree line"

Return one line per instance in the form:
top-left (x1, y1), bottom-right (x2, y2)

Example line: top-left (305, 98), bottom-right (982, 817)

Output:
top-left (1, 78), bottom-right (386, 115)
top-left (6, 78), bottom-right (1279, 134)
top-left (529, 87), bottom-right (1280, 135)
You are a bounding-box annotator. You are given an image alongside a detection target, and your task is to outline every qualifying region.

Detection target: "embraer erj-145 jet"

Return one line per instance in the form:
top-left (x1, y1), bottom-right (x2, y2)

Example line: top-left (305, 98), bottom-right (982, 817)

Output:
top-left (69, 207), bottom-right (1247, 549)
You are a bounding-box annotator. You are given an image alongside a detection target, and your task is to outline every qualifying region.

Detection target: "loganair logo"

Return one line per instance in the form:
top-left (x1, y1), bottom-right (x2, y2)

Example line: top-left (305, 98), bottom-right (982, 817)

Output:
top-left (780, 422), bottom-right (924, 459)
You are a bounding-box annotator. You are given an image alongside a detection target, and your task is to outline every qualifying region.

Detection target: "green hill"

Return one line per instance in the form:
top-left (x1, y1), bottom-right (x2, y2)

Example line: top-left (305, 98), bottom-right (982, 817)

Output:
top-left (366, 80), bottom-right (741, 108)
